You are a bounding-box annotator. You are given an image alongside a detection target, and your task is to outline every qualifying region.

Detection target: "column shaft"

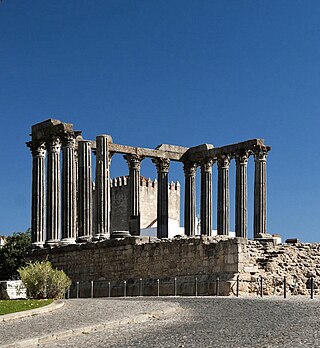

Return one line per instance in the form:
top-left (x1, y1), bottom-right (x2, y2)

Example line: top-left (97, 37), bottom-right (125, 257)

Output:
top-left (153, 158), bottom-right (170, 239)
top-left (217, 155), bottom-right (230, 235)
top-left (29, 142), bottom-right (46, 247)
top-left (125, 154), bottom-right (143, 236)
top-left (235, 151), bottom-right (249, 238)
top-left (254, 146), bottom-right (269, 238)
top-left (77, 141), bottom-right (93, 241)
top-left (94, 134), bottom-right (112, 239)
top-left (183, 162), bottom-right (197, 236)
top-left (200, 159), bottom-right (213, 236)
top-left (46, 137), bottom-right (61, 245)
top-left (61, 135), bottom-right (77, 244)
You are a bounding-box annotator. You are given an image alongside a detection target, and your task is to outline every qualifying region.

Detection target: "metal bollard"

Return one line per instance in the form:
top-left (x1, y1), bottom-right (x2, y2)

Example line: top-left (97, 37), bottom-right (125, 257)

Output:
top-left (91, 281), bottom-right (94, 299)
top-left (67, 288), bottom-right (70, 299)
top-left (284, 276), bottom-right (287, 299)
top-left (310, 277), bottom-right (314, 300)
top-left (108, 281), bottom-right (111, 298)
top-left (195, 277), bottom-right (198, 297)
top-left (157, 279), bottom-right (160, 297)
top-left (174, 277), bottom-right (177, 296)
top-left (216, 277), bottom-right (220, 296)
top-left (76, 281), bottom-right (80, 299)
top-left (124, 281), bottom-right (127, 297)
top-left (139, 278), bottom-right (143, 297)
top-left (236, 275), bottom-right (239, 297)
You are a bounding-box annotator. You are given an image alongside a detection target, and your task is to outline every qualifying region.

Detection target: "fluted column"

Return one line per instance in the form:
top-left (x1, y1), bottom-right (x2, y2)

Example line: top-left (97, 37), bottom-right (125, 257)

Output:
top-left (94, 134), bottom-right (112, 240)
top-left (77, 140), bottom-right (93, 241)
top-left (61, 134), bottom-right (77, 244)
top-left (125, 154), bottom-right (143, 236)
top-left (254, 145), bottom-right (269, 238)
top-left (152, 158), bottom-right (170, 239)
top-left (183, 161), bottom-right (197, 236)
top-left (200, 158), bottom-right (213, 236)
top-left (29, 142), bottom-right (46, 248)
top-left (46, 137), bottom-right (61, 246)
top-left (217, 155), bottom-right (230, 235)
top-left (235, 150), bottom-right (250, 238)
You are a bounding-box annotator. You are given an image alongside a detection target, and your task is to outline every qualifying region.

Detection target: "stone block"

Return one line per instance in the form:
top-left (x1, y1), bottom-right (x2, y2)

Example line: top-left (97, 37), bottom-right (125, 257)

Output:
top-left (0, 280), bottom-right (27, 299)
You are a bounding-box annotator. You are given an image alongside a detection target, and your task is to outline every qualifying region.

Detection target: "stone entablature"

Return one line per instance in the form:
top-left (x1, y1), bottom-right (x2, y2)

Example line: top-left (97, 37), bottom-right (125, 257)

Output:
top-left (27, 119), bottom-right (271, 247)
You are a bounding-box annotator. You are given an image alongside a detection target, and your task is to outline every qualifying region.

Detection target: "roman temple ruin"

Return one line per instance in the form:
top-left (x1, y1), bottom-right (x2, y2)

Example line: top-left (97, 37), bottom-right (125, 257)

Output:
top-left (27, 119), bottom-right (289, 296)
top-left (27, 119), bottom-right (270, 247)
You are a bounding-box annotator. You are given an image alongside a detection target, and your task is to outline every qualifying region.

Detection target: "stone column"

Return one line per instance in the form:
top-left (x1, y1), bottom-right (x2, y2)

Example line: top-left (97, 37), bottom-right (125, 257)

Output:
top-left (124, 154), bottom-right (143, 236)
top-left (183, 161), bottom-right (197, 236)
top-left (152, 158), bottom-right (170, 239)
top-left (45, 137), bottom-right (61, 246)
top-left (254, 145), bottom-right (269, 238)
top-left (61, 134), bottom-right (77, 244)
top-left (77, 140), bottom-right (93, 241)
top-left (200, 158), bottom-right (213, 236)
top-left (29, 141), bottom-right (46, 248)
top-left (235, 150), bottom-right (250, 238)
top-left (94, 134), bottom-right (113, 240)
top-left (217, 155), bottom-right (231, 235)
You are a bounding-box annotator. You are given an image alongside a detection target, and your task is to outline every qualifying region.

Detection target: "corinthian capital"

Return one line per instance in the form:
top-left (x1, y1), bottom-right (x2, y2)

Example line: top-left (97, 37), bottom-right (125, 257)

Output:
top-left (124, 154), bottom-right (144, 170)
top-left (235, 150), bottom-right (251, 165)
top-left (200, 158), bottom-right (214, 172)
top-left (183, 161), bottom-right (197, 176)
top-left (217, 154), bottom-right (231, 169)
top-left (62, 134), bottom-right (76, 149)
top-left (152, 157), bottom-right (170, 173)
top-left (253, 145), bottom-right (269, 162)
top-left (28, 141), bottom-right (46, 158)
top-left (48, 137), bottom-right (61, 154)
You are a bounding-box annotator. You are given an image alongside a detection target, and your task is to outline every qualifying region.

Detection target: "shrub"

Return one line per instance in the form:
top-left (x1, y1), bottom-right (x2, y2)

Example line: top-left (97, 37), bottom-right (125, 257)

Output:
top-left (18, 261), bottom-right (71, 299)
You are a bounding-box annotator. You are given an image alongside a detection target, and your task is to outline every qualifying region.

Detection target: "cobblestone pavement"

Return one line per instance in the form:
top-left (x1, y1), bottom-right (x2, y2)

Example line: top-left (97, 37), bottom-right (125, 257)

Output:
top-left (0, 298), bottom-right (178, 347)
top-left (2, 297), bottom-right (320, 347)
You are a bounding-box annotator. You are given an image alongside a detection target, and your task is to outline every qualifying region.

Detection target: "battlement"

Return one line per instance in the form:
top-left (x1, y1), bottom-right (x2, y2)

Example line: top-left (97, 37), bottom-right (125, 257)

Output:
top-left (110, 176), bottom-right (180, 191)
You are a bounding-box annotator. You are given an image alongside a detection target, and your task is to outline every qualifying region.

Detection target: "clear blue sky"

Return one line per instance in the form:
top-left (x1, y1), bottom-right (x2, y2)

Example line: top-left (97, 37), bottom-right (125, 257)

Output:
top-left (1, 0), bottom-right (320, 242)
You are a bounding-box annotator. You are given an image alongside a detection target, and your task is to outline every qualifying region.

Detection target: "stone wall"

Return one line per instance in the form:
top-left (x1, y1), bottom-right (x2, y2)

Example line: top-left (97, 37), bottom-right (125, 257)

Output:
top-left (238, 240), bottom-right (320, 295)
top-left (29, 237), bottom-right (320, 297)
top-left (29, 236), bottom-right (243, 296)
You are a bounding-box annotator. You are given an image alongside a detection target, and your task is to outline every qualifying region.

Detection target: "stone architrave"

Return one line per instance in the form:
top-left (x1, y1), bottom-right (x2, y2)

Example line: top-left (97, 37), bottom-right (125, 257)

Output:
top-left (77, 140), bottom-right (93, 241)
top-left (183, 161), bottom-right (197, 236)
top-left (152, 157), bottom-right (170, 239)
top-left (60, 134), bottom-right (77, 244)
top-left (29, 141), bottom-right (46, 247)
top-left (45, 137), bottom-right (61, 246)
top-left (235, 150), bottom-right (250, 238)
top-left (94, 134), bottom-right (113, 240)
top-left (124, 154), bottom-right (144, 236)
top-left (254, 145), bottom-right (269, 238)
top-left (200, 158), bottom-right (214, 236)
top-left (217, 154), bottom-right (231, 236)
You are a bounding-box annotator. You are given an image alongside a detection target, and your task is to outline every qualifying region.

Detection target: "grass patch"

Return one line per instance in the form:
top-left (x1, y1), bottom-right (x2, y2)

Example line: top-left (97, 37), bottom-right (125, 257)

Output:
top-left (0, 299), bottom-right (53, 315)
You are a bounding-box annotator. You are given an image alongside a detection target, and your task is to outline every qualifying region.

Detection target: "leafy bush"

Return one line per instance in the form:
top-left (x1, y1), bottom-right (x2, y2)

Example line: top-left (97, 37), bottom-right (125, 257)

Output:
top-left (18, 261), bottom-right (71, 299)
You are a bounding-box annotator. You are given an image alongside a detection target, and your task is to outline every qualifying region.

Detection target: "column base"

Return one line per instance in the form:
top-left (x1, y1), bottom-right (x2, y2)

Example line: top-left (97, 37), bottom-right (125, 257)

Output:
top-left (31, 242), bottom-right (44, 249)
top-left (92, 233), bottom-right (110, 241)
top-left (76, 235), bottom-right (91, 243)
top-left (59, 238), bottom-right (76, 246)
top-left (45, 240), bottom-right (60, 248)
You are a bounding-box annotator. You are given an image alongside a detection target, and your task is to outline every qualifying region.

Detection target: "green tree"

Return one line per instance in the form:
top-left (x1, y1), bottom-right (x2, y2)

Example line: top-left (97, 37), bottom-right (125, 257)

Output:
top-left (0, 231), bottom-right (31, 280)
